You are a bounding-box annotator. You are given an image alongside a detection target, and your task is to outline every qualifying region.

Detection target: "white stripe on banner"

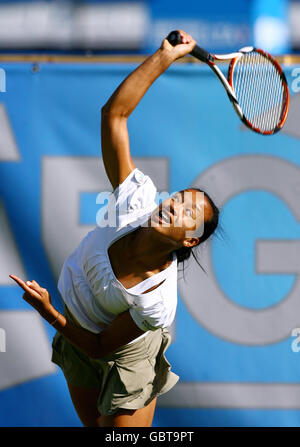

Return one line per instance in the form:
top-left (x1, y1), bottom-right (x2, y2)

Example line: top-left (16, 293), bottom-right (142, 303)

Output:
top-left (158, 383), bottom-right (300, 409)
top-left (0, 103), bottom-right (20, 161)
top-left (0, 311), bottom-right (56, 391)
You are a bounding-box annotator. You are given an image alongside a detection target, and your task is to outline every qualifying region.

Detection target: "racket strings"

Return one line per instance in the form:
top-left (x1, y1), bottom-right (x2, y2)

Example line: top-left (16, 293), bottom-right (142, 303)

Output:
top-left (232, 52), bottom-right (285, 132)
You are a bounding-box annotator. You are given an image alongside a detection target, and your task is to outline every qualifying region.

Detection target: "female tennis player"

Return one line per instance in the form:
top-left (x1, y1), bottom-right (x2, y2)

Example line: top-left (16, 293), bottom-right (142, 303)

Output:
top-left (10, 30), bottom-right (219, 427)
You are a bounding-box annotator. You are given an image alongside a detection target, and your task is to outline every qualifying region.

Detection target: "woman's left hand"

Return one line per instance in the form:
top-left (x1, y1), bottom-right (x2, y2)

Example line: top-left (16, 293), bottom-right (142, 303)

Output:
top-left (9, 274), bottom-right (56, 320)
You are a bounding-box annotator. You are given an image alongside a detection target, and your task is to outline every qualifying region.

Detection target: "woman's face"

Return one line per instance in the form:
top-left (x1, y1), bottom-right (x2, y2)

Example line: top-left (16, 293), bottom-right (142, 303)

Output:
top-left (149, 189), bottom-right (213, 247)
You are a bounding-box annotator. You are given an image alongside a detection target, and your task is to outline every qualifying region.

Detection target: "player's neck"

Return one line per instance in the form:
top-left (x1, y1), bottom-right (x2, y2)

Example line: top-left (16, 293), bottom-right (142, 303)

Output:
top-left (130, 226), bottom-right (176, 269)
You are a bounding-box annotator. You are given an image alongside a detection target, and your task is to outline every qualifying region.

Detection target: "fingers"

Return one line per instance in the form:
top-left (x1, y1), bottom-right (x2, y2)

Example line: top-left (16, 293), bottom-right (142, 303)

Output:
top-left (27, 279), bottom-right (42, 292)
top-left (9, 274), bottom-right (42, 299)
top-left (178, 30), bottom-right (193, 45)
top-left (168, 30), bottom-right (196, 58)
top-left (9, 274), bottom-right (30, 292)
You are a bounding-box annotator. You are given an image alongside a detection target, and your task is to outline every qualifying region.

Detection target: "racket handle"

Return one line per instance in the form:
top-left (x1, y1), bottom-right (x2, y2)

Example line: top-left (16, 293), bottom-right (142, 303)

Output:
top-left (166, 30), bottom-right (213, 63)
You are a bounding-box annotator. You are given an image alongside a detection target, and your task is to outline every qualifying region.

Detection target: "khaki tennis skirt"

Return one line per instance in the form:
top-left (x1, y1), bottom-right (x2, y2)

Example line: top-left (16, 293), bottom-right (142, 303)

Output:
top-left (51, 307), bottom-right (179, 416)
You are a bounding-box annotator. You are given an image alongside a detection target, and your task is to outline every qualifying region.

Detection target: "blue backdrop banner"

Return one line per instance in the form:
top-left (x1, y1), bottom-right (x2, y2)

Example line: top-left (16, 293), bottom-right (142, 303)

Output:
top-left (0, 60), bottom-right (299, 427)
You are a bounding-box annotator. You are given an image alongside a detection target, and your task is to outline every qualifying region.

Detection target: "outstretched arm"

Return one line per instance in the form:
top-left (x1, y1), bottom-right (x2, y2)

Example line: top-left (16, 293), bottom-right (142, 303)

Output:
top-left (101, 30), bottom-right (196, 190)
top-left (10, 274), bottom-right (147, 359)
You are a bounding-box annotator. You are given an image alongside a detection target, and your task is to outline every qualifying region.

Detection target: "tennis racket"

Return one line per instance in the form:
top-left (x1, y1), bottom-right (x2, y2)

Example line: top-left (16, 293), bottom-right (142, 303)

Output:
top-left (167, 30), bottom-right (289, 135)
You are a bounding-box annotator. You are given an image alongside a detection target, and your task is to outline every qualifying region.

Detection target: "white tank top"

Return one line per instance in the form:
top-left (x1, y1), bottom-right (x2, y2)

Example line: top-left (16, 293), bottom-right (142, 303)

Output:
top-left (57, 169), bottom-right (178, 342)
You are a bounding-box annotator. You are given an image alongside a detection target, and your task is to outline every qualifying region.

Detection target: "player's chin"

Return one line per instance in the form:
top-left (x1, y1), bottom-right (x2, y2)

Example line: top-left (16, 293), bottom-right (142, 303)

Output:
top-left (150, 219), bottom-right (172, 232)
top-left (158, 222), bottom-right (186, 239)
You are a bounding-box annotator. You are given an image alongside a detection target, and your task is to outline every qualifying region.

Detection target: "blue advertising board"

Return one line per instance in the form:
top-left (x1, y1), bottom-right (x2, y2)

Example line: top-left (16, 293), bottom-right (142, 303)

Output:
top-left (0, 59), bottom-right (300, 426)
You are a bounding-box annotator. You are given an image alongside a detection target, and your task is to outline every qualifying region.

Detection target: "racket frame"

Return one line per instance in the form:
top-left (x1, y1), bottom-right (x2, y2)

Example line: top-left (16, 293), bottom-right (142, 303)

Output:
top-left (166, 31), bottom-right (290, 135)
top-left (206, 47), bottom-right (289, 135)
top-left (226, 47), bottom-right (290, 135)
top-left (205, 52), bottom-right (244, 121)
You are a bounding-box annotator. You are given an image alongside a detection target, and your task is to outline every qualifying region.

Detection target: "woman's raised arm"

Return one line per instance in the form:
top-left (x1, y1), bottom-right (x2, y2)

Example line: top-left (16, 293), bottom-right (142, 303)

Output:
top-left (101, 31), bottom-right (196, 190)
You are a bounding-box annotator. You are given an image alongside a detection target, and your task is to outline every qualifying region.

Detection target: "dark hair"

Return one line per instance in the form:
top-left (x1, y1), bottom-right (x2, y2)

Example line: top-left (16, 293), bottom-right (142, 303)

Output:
top-left (174, 188), bottom-right (220, 273)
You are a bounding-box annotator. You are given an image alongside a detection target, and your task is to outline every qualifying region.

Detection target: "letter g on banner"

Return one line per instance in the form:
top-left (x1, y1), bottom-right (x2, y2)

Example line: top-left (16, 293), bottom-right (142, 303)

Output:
top-left (179, 155), bottom-right (300, 345)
